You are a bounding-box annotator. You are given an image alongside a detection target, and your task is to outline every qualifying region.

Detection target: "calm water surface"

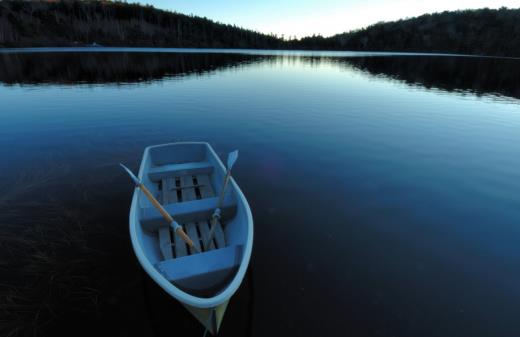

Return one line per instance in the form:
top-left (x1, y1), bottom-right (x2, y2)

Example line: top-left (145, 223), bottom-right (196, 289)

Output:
top-left (1, 49), bottom-right (520, 337)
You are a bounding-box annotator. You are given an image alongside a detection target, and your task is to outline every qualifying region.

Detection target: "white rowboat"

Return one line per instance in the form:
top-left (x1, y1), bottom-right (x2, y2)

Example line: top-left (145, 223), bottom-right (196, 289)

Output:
top-left (127, 142), bottom-right (253, 334)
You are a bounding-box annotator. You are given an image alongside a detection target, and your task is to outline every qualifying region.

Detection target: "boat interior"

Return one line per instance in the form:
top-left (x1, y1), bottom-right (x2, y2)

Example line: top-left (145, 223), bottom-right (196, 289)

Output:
top-left (136, 143), bottom-right (245, 297)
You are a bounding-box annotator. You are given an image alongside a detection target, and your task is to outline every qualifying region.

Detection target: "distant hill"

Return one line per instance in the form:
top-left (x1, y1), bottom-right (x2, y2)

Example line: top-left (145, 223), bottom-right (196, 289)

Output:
top-left (0, 0), bottom-right (282, 48)
top-left (289, 7), bottom-right (520, 57)
top-left (1, 1), bottom-right (520, 57)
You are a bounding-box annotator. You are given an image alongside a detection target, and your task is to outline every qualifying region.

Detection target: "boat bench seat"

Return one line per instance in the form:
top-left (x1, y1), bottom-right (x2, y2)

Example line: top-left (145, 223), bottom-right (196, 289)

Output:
top-left (156, 245), bottom-right (243, 291)
top-left (148, 161), bottom-right (214, 182)
top-left (140, 194), bottom-right (236, 231)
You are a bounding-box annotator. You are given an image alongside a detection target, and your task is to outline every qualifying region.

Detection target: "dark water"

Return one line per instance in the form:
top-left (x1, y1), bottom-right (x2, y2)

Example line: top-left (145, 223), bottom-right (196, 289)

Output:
top-left (1, 49), bottom-right (520, 337)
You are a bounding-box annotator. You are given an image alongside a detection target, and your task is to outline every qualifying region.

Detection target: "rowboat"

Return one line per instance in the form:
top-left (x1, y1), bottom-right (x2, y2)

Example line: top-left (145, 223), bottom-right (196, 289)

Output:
top-left (126, 142), bottom-right (253, 334)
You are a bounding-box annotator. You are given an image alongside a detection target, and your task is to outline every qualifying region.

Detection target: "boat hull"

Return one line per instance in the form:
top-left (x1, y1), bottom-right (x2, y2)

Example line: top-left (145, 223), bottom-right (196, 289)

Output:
top-left (128, 142), bottom-right (253, 335)
top-left (183, 300), bottom-right (229, 334)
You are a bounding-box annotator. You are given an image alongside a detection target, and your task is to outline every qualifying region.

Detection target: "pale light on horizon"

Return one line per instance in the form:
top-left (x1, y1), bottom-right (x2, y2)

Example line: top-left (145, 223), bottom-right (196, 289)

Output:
top-left (147, 0), bottom-right (519, 38)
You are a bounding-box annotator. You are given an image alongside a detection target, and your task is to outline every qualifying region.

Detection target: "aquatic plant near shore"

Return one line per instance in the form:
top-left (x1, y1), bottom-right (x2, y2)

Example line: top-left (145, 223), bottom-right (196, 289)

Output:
top-left (0, 159), bottom-right (133, 336)
top-left (0, 201), bottom-right (102, 337)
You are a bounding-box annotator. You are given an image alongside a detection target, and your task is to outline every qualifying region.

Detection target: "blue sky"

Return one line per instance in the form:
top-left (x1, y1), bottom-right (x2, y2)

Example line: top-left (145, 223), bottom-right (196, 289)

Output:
top-left (146, 0), bottom-right (519, 38)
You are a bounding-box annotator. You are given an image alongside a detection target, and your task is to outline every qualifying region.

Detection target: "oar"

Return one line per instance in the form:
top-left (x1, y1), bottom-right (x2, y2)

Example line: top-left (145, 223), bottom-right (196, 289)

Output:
top-left (203, 150), bottom-right (238, 249)
top-left (120, 163), bottom-right (199, 253)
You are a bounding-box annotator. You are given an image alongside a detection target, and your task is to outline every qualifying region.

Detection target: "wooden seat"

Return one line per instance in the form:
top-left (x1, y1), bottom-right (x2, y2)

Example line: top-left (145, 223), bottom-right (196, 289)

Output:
top-left (141, 194), bottom-right (236, 231)
top-left (148, 162), bottom-right (213, 181)
top-left (160, 173), bottom-right (215, 204)
top-left (156, 245), bottom-right (243, 291)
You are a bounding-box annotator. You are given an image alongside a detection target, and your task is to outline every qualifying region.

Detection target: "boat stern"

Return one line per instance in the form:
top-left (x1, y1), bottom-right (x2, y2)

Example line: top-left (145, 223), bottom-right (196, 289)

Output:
top-left (183, 300), bottom-right (229, 335)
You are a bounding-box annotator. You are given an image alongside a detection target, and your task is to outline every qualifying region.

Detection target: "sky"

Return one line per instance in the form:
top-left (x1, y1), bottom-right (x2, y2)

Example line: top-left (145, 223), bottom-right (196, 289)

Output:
top-left (145, 0), bottom-right (519, 38)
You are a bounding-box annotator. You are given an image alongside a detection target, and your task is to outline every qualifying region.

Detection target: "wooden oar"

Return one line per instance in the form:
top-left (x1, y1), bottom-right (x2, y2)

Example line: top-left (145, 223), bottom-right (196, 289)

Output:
top-left (203, 150), bottom-right (238, 249)
top-left (120, 164), bottom-right (199, 253)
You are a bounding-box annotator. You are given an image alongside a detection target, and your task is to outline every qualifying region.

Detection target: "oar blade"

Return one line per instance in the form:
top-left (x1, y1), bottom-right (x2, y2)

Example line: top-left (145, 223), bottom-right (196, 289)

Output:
top-left (120, 163), bottom-right (141, 185)
top-left (227, 150), bottom-right (239, 170)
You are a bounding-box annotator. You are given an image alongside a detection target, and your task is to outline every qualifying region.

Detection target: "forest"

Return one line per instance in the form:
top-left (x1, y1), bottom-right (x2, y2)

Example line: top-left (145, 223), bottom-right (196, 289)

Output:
top-left (0, 0), bottom-right (283, 48)
top-left (1, 1), bottom-right (520, 57)
top-left (292, 7), bottom-right (520, 57)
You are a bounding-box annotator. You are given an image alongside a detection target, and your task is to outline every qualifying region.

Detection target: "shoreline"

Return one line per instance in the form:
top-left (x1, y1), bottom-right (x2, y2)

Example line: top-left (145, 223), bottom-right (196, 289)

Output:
top-left (1, 46), bottom-right (519, 60)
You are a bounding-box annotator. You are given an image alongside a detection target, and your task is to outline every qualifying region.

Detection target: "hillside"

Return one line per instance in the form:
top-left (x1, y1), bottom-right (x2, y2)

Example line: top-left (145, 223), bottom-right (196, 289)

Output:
top-left (0, 0), bottom-right (282, 48)
top-left (1, 1), bottom-right (520, 57)
top-left (290, 7), bottom-right (520, 57)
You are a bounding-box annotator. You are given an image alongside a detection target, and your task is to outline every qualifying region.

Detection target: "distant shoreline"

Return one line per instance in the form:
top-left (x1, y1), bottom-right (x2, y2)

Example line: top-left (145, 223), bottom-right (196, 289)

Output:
top-left (1, 1), bottom-right (519, 58)
top-left (1, 47), bottom-right (519, 60)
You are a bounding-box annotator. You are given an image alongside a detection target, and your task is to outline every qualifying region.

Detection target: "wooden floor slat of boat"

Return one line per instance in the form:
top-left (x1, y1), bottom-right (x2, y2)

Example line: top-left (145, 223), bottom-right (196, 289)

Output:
top-left (161, 178), bottom-right (167, 204)
top-left (158, 226), bottom-right (173, 259)
top-left (199, 220), bottom-right (215, 251)
top-left (181, 175), bottom-right (197, 202)
top-left (212, 219), bottom-right (226, 249)
top-left (159, 173), bottom-right (215, 205)
top-left (185, 222), bottom-right (202, 254)
top-left (196, 174), bottom-right (215, 198)
top-left (156, 171), bottom-right (227, 259)
top-left (170, 177), bottom-right (179, 203)
top-left (173, 227), bottom-right (188, 258)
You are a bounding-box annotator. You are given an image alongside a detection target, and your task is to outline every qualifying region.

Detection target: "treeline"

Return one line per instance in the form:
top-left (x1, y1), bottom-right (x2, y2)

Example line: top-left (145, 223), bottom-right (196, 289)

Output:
top-left (0, 0), bottom-right (283, 48)
top-left (289, 7), bottom-right (520, 57)
top-left (1, 1), bottom-right (520, 57)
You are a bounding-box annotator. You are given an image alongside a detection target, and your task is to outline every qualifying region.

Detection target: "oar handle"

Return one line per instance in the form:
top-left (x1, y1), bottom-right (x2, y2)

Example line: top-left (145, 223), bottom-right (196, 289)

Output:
top-left (203, 213), bottom-right (220, 249)
top-left (139, 183), bottom-right (197, 251)
top-left (175, 227), bottom-right (195, 249)
top-left (204, 171), bottom-right (231, 248)
top-left (205, 150), bottom-right (238, 248)
top-left (140, 184), bottom-right (173, 222)
top-left (216, 171), bottom-right (231, 209)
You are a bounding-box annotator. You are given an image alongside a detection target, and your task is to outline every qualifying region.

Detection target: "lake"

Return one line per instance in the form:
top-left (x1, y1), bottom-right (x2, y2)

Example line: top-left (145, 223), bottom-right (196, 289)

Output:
top-left (1, 48), bottom-right (519, 337)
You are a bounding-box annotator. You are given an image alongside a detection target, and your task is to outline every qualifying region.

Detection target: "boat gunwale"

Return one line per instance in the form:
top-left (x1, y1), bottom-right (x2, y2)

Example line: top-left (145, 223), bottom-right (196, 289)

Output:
top-left (129, 141), bottom-right (254, 308)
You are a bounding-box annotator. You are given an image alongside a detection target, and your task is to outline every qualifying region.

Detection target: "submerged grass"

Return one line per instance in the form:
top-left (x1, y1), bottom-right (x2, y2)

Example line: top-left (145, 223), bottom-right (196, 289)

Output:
top-left (0, 162), bottom-right (127, 337)
top-left (0, 201), bottom-right (103, 337)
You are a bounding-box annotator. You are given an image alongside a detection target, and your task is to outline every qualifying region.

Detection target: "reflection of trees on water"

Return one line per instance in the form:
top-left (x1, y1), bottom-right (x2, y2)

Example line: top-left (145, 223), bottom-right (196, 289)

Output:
top-left (1, 52), bottom-right (519, 100)
top-left (334, 56), bottom-right (520, 99)
top-left (0, 52), bottom-right (265, 85)
top-left (259, 55), bottom-right (520, 99)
